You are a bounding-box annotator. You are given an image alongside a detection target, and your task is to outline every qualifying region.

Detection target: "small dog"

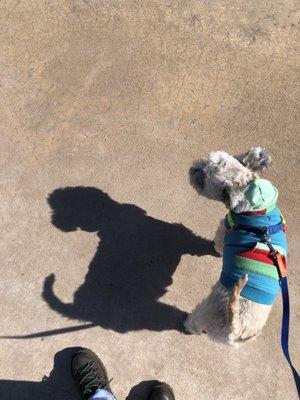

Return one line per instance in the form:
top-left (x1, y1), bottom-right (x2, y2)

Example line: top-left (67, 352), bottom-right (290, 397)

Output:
top-left (184, 148), bottom-right (287, 346)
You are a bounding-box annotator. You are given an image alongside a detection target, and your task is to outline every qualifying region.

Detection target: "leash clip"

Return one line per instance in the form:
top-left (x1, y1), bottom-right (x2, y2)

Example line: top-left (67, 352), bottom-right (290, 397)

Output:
top-left (260, 227), bottom-right (275, 251)
top-left (274, 252), bottom-right (287, 279)
top-left (260, 227), bottom-right (286, 277)
top-left (260, 227), bottom-right (270, 240)
top-left (265, 241), bottom-right (286, 279)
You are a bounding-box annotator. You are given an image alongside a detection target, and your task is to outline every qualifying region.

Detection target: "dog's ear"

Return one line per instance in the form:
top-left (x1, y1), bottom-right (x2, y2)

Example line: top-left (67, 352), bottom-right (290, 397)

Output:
top-left (235, 147), bottom-right (271, 171)
top-left (189, 160), bottom-right (206, 192)
top-left (223, 183), bottom-right (249, 213)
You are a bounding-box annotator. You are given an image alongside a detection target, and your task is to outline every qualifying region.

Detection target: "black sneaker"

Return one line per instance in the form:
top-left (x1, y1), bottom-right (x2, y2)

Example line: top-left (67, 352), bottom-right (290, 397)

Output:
top-left (148, 382), bottom-right (175, 400)
top-left (71, 348), bottom-right (113, 400)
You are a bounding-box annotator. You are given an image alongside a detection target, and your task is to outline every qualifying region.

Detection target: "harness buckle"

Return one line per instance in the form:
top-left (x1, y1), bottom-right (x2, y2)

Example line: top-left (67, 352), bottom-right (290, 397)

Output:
top-left (260, 227), bottom-right (269, 239)
top-left (259, 226), bottom-right (286, 278)
top-left (271, 252), bottom-right (287, 278)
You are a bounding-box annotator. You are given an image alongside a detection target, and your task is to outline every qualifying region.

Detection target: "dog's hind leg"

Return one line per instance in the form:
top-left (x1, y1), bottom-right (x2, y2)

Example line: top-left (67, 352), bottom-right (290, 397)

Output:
top-left (183, 314), bottom-right (203, 334)
top-left (183, 314), bottom-right (206, 335)
top-left (183, 300), bottom-right (209, 335)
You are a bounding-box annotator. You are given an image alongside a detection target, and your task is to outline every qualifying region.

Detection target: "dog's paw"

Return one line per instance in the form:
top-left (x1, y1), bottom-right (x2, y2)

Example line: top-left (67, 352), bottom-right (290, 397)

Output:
top-left (214, 241), bottom-right (223, 256)
top-left (183, 315), bottom-right (193, 333)
top-left (183, 315), bottom-right (204, 335)
top-left (242, 147), bottom-right (271, 171)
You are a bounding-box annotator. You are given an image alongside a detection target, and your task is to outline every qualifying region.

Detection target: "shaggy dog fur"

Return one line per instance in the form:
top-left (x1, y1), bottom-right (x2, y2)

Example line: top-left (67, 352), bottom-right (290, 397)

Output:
top-left (184, 147), bottom-right (274, 347)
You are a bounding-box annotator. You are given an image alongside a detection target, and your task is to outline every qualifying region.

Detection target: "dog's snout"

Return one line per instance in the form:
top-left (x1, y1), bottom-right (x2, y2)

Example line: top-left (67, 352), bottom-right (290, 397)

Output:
top-left (189, 166), bottom-right (206, 191)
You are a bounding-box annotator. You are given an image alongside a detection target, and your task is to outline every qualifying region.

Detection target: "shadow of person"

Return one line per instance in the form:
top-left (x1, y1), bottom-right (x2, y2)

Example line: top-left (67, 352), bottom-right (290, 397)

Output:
top-left (0, 347), bottom-right (81, 400)
top-left (42, 186), bottom-right (216, 333)
top-left (0, 348), bottom-right (171, 400)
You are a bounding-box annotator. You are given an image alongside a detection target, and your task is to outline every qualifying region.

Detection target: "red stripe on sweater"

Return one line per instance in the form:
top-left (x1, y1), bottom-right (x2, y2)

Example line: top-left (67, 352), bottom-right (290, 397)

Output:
top-left (240, 210), bottom-right (267, 215)
top-left (237, 248), bottom-right (287, 266)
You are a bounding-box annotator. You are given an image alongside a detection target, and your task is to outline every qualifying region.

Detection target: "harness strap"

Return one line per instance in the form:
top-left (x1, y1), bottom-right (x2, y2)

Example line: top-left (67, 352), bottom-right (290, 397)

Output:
top-left (233, 222), bottom-right (284, 236)
top-left (225, 211), bottom-right (286, 235)
top-left (225, 213), bottom-right (284, 236)
top-left (226, 211), bottom-right (235, 229)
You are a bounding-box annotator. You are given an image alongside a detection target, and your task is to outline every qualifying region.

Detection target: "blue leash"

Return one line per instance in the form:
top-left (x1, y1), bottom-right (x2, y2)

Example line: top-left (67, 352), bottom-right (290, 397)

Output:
top-left (259, 231), bottom-right (300, 396)
top-left (233, 222), bottom-right (300, 395)
top-left (280, 276), bottom-right (300, 396)
top-left (261, 231), bottom-right (300, 396)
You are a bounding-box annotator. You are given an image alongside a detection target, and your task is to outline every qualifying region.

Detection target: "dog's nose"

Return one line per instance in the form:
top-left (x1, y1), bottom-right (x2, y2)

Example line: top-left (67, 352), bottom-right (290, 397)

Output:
top-left (189, 166), bottom-right (206, 190)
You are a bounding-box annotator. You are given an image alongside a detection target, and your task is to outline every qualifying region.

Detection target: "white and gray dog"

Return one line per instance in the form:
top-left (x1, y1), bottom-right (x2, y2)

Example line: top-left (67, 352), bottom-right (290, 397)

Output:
top-left (184, 147), bottom-right (287, 347)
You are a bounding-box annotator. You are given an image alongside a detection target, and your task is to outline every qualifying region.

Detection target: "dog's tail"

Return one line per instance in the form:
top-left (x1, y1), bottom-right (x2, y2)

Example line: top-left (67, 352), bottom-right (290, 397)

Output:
top-left (228, 274), bottom-right (248, 340)
top-left (42, 273), bottom-right (74, 316)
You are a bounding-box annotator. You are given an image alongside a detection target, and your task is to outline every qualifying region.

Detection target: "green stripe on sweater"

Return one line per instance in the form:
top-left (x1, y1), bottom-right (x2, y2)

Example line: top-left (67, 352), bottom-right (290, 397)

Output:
top-left (235, 256), bottom-right (279, 280)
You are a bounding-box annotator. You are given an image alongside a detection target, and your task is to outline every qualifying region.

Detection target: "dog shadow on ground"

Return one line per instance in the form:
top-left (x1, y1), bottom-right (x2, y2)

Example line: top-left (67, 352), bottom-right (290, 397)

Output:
top-left (0, 347), bottom-right (168, 399)
top-left (2, 186), bottom-right (216, 340)
top-left (39, 186), bottom-right (216, 334)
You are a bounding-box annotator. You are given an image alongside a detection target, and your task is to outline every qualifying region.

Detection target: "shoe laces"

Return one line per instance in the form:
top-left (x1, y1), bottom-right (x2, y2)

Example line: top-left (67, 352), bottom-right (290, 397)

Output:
top-left (75, 361), bottom-right (112, 398)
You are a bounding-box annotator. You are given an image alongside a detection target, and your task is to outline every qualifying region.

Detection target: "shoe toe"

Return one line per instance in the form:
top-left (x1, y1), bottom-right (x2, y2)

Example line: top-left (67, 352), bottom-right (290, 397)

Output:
top-left (148, 383), bottom-right (175, 400)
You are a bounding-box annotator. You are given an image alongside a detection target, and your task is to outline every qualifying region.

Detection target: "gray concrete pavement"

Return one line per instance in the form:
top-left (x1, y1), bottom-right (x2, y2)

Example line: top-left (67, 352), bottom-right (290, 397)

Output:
top-left (0, 1), bottom-right (299, 399)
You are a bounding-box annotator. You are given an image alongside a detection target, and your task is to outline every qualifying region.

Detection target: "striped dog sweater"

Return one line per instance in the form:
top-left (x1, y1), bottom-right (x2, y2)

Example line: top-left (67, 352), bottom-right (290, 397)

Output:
top-left (220, 179), bottom-right (287, 305)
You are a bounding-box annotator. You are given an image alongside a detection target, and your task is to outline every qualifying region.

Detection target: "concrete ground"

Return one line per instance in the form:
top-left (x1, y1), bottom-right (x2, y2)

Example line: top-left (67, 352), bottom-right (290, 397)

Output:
top-left (0, 1), bottom-right (299, 399)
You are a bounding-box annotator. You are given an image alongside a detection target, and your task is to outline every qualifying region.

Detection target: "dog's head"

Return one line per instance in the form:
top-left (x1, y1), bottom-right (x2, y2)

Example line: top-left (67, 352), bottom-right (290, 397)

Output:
top-left (189, 147), bottom-right (271, 213)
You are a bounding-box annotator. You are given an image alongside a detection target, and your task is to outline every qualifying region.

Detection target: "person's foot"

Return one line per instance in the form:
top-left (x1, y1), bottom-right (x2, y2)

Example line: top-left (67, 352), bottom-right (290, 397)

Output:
top-left (148, 382), bottom-right (175, 400)
top-left (71, 348), bottom-right (113, 400)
